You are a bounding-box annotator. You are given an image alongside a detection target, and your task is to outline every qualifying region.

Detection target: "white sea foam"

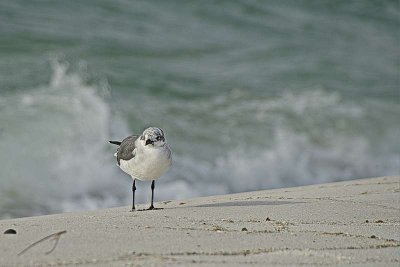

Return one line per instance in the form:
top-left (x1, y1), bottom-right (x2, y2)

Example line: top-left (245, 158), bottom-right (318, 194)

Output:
top-left (214, 128), bottom-right (399, 193)
top-left (0, 61), bottom-right (129, 217)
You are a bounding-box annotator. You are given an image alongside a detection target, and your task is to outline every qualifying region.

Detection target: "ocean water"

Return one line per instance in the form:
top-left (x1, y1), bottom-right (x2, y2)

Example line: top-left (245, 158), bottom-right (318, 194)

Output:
top-left (0, 0), bottom-right (399, 219)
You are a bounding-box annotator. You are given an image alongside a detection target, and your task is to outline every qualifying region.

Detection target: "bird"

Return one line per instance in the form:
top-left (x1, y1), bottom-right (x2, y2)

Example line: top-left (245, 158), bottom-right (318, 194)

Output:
top-left (109, 127), bottom-right (172, 211)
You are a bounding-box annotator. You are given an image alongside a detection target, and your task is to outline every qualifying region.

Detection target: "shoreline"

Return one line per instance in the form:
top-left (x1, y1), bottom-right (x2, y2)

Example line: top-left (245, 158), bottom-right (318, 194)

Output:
top-left (1, 176), bottom-right (399, 266)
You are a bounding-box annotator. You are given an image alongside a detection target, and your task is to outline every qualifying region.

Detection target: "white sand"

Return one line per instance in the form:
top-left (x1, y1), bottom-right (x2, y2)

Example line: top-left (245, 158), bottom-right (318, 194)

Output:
top-left (1, 176), bottom-right (399, 266)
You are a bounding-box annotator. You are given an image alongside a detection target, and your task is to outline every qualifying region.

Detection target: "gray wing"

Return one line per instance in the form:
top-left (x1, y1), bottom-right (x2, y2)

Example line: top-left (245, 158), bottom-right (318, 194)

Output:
top-left (116, 135), bottom-right (139, 165)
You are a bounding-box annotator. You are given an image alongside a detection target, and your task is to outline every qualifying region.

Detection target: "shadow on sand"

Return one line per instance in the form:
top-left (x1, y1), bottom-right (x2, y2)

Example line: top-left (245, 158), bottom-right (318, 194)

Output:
top-left (194, 200), bottom-right (302, 208)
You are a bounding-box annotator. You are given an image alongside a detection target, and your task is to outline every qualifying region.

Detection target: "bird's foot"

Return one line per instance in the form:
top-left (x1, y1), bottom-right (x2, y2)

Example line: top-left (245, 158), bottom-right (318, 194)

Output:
top-left (130, 207), bottom-right (135, 212)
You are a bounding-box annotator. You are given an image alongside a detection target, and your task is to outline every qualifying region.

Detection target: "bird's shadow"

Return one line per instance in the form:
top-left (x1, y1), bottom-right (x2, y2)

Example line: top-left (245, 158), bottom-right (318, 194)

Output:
top-left (136, 208), bottom-right (164, 211)
top-left (193, 200), bottom-right (302, 208)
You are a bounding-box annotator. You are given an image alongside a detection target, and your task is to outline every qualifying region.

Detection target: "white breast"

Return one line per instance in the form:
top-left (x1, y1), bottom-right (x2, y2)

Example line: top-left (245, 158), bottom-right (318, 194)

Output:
top-left (119, 146), bottom-right (172, 181)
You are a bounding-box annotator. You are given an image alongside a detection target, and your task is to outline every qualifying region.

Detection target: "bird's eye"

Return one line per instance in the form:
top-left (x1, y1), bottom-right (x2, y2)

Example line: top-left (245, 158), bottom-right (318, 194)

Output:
top-left (156, 136), bottom-right (161, 141)
top-left (140, 135), bottom-right (145, 140)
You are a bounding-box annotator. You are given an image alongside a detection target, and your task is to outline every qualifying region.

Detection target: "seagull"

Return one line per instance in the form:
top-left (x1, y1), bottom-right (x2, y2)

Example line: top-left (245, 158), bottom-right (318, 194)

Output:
top-left (109, 127), bottom-right (172, 211)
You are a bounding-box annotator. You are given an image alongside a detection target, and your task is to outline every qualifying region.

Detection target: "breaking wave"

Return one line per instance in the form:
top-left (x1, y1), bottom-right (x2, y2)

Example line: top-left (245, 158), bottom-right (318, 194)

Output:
top-left (0, 62), bottom-right (398, 219)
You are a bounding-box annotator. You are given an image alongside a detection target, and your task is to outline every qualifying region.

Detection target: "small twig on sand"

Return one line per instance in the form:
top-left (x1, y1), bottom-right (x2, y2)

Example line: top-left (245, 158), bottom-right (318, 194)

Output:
top-left (18, 230), bottom-right (67, 256)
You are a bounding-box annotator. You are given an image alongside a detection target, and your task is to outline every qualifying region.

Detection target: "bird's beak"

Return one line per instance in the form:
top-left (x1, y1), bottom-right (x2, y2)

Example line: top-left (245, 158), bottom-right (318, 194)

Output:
top-left (145, 139), bottom-right (153, 146)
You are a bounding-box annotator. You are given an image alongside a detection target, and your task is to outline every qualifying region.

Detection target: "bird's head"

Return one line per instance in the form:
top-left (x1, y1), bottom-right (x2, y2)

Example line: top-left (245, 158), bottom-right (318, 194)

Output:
top-left (140, 127), bottom-right (166, 148)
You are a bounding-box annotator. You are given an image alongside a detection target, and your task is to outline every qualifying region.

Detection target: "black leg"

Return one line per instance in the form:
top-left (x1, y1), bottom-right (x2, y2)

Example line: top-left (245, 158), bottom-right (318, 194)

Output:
top-left (148, 180), bottom-right (155, 210)
top-left (131, 179), bottom-right (136, 211)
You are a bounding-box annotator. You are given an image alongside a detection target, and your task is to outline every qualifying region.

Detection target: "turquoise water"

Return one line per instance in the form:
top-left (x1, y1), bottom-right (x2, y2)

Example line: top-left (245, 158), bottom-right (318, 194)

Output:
top-left (0, 1), bottom-right (399, 218)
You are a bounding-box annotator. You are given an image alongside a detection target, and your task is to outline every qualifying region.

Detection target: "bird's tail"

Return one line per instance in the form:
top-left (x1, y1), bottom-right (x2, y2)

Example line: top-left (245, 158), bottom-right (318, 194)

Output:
top-left (109, 141), bottom-right (122, 146)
